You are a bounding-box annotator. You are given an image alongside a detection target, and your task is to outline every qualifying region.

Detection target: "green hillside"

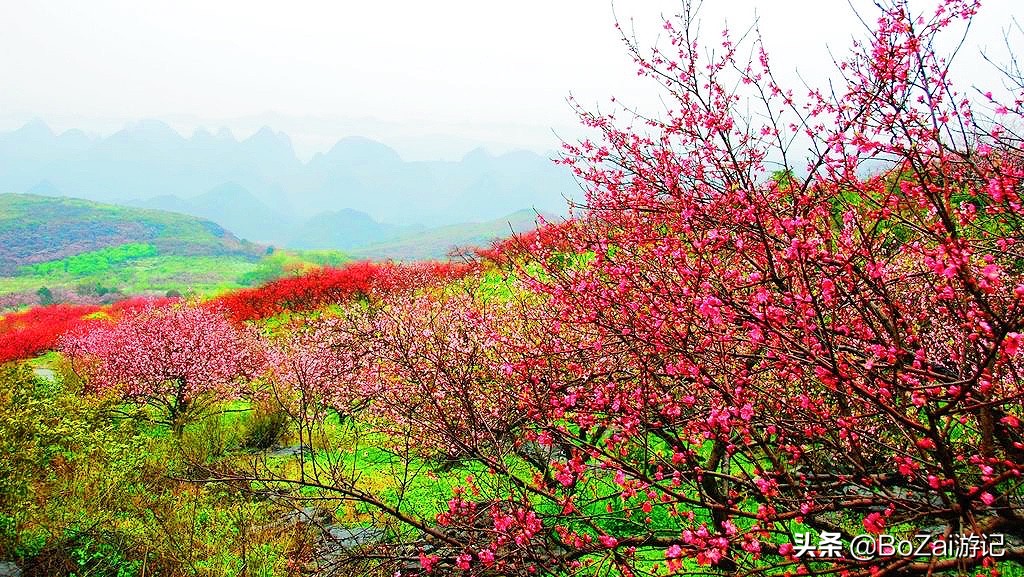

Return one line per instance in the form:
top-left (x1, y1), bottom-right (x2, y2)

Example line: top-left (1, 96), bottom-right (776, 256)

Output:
top-left (0, 194), bottom-right (349, 305)
top-left (0, 193), bottom-right (265, 273)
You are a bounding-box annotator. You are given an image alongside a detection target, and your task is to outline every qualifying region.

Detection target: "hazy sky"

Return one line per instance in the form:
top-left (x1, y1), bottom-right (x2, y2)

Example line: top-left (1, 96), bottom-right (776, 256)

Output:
top-left (1, 1), bottom-right (1020, 159)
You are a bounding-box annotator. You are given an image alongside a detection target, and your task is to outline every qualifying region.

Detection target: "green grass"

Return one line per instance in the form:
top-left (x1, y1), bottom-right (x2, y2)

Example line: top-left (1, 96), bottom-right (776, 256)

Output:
top-left (19, 243), bottom-right (158, 276)
top-left (347, 209), bottom-right (544, 261)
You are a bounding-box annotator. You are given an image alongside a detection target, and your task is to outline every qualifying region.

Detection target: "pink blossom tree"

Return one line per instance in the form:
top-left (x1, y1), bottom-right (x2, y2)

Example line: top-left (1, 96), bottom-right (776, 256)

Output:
top-left (472, 0), bottom-right (1024, 573)
top-left (61, 303), bottom-right (265, 436)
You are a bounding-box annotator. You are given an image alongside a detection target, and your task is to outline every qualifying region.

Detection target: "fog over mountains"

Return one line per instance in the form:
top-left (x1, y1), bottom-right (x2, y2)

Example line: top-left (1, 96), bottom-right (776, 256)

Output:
top-left (0, 119), bottom-right (576, 248)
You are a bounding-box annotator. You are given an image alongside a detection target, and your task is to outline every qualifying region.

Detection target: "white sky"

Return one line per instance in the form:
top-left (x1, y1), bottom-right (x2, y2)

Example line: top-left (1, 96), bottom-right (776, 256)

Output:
top-left (0, 1), bottom-right (1019, 160)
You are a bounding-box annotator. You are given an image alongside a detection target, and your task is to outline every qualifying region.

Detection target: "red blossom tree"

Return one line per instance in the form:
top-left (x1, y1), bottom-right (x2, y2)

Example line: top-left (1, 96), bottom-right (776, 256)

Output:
top-left (471, 0), bottom-right (1024, 573)
top-left (205, 1), bottom-right (1024, 575)
top-left (60, 302), bottom-right (265, 435)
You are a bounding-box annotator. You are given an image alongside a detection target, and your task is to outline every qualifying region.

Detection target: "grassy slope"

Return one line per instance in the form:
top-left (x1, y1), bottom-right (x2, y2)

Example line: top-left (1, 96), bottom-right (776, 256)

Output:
top-left (0, 194), bottom-right (349, 301)
top-left (0, 193), bottom-right (264, 268)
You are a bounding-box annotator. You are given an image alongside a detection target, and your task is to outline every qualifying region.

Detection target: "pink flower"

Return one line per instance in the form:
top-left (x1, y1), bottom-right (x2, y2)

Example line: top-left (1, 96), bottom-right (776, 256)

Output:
top-left (739, 403), bottom-right (754, 420)
top-left (863, 512), bottom-right (886, 534)
top-left (599, 535), bottom-right (619, 548)
top-left (419, 552), bottom-right (439, 572)
top-left (614, 470), bottom-right (627, 486)
top-left (556, 467), bottom-right (574, 487)
top-left (1004, 333), bottom-right (1022, 357)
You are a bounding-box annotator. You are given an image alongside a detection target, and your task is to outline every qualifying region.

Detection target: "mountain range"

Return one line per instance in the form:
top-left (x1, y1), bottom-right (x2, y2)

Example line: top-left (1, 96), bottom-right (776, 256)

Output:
top-left (0, 119), bottom-right (575, 248)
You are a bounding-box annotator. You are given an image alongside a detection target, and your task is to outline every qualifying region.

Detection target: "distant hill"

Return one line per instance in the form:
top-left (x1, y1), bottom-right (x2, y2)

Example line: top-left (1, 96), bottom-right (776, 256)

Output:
top-left (296, 140), bottom-right (572, 227)
top-left (348, 209), bottom-right (551, 261)
top-left (0, 193), bottom-right (264, 274)
top-left (0, 120), bottom-right (575, 242)
top-left (288, 208), bottom-right (419, 250)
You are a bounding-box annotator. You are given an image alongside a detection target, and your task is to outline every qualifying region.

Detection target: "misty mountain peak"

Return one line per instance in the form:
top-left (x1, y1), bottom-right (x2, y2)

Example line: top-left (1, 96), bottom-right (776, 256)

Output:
top-left (0, 120), bottom-right (575, 232)
top-left (14, 118), bottom-right (54, 139)
top-left (461, 146), bottom-right (493, 163)
top-left (324, 136), bottom-right (402, 165)
top-left (58, 128), bottom-right (90, 141)
top-left (191, 127), bottom-right (214, 141)
top-left (245, 126), bottom-right (291, 146)
top-left (239, 126), bottom-right (296, 162)
top-left (112, 119), bottom-right (185, 145)
top-left (198, 181), bottom-right (257, 203)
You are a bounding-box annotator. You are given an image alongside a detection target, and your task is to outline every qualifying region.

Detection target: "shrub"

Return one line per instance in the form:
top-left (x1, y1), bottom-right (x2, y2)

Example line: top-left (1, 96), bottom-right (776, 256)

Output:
top-left (242, 403), bottom-right (289, 450)
top-left (212, 260), bottom-right (474, 322)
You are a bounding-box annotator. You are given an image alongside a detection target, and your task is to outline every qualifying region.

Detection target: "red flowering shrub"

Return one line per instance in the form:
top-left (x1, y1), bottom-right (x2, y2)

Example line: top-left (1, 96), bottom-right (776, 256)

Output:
top-left (211, 260), bottom-right (473, 322)
top-left (475, 218), bottom-right (576, 264)
top-left (0, 304), bottom-right (102, 364)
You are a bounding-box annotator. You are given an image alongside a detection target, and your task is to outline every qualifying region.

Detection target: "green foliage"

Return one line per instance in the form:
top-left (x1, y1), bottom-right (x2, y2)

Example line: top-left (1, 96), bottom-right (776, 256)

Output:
top-left (0, 255), bottom-right (263, 298)
top-left (36, 286), bottom-right (53, 305)
top-left (473, 269), bottom-right (516, 302)
top-left (65, 532), bottom-right (142, 577)
top-left (237, 250), bottom-right (351, 287)
top-left (771, 168), bottom-right (798, 191)
top-left (0, 194), bottom-right (262, 259)
top-left (0, 360), bottom-right (294, 574)
top-left (74, 281), bottom-right (122, 298)
top-left (178, 414), bottom-right (244, 464)
top-left (0, 193), bottom-right (271, 300)
top-left (294, 249), bottom-right (350, 268)
top-left (236, 252), bottom-right (297, 286)
top-left (548, 249), bottom-right (595, 271)
top-left (0, 361), bottom-right (147, 561)
top-left (0, 363), bottom-right (65, 518)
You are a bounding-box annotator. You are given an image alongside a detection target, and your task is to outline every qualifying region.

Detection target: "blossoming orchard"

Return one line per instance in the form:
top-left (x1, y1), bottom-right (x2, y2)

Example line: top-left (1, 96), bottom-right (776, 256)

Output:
top-left (2, 0), bottom-right (1023, 575)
